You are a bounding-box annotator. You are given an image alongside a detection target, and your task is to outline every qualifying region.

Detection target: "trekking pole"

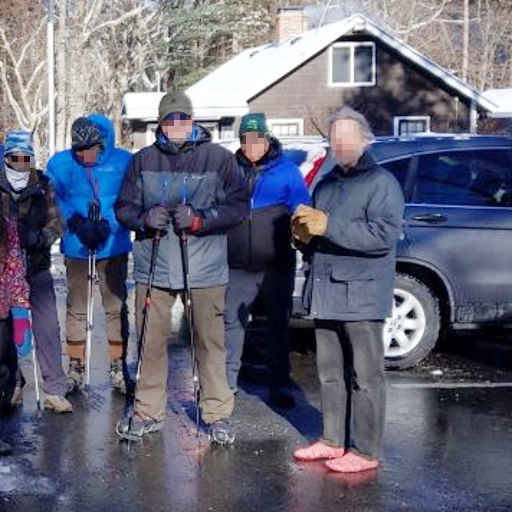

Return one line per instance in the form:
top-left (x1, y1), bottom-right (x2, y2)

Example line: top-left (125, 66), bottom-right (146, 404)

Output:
top-left (118, 229), bottom-right (161, 443)
top-left (84, 201), bottom-right (100, 394)
top-left (135, 231), bottom-right (161, 385)
top-left (20, 250), bottom-right (40, 410)
top-left (180, 177), bottom-right (200, 437)
top-left (30, 318), bottom-right (41, 411)
top-left (84, 250), bottom-right (94, 394)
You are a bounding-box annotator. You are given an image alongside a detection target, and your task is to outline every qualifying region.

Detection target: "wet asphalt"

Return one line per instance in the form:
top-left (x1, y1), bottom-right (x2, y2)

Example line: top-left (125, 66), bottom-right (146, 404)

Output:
top-left (1, 275), bottom-right (512, 511)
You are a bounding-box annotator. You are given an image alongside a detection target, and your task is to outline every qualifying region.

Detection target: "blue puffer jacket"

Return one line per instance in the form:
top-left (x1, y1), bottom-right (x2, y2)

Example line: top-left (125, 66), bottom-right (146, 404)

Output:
top-left (228, 137), bottom-right (310, 270)
top-left (45, 114), bottom-right (132, 260)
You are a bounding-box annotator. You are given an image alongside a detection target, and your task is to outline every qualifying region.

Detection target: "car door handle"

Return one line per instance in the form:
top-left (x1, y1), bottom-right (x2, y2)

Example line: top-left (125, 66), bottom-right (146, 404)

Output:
top-left (410, 213), bottom-right (447, 224)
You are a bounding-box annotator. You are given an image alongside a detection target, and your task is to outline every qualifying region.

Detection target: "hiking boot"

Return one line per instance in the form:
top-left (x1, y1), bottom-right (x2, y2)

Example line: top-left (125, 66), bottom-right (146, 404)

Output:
top-left (67, 358), bottom-right (84, 393)
top-left (208, 419), bottom-right (235, 446)
top-left (11, 385), bottom-right (23, 408)
top-left (0, 440), bottom-right (12, 456)
top-left (115, 413), bottom-right (164, 441)
top-left (110, 359), bottom-right (126, 395)
top-left (10, 371), bottom-right (25, 408)
top-left (43, 394), bottom-right (73, 413)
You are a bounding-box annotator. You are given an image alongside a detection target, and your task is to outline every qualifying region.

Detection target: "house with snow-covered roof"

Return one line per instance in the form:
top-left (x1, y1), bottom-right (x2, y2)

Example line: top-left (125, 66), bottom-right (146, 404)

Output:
top-left (187, 8), bottom-right (497, 139)
top-left (123, 7), bottom-right (498, 150)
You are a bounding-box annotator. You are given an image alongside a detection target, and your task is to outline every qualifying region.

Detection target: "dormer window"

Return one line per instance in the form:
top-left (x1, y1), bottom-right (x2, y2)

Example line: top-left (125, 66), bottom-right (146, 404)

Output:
top-left (329, 42), bottom-right (376, 87)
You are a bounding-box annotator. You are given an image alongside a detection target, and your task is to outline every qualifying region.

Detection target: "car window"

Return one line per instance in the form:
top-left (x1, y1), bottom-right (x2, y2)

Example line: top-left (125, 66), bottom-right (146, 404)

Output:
top-left (468, 149), bottom-right (512, 207)
top-left (380, 157), bottom-right (416, 200)
top-left (411, 150), bottom-right (512, 207)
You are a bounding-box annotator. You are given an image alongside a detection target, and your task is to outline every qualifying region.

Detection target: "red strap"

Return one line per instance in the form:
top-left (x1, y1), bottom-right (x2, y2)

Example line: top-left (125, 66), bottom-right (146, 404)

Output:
top-left (190, 215), bottom-right (202, 233)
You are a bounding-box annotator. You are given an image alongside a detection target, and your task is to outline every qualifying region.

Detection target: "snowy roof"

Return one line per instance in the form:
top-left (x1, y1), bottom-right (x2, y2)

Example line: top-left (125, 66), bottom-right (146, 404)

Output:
top-left (122, 92), bottom-right (165, 121)
top-left (186, 13), bottom-right (497, 116)
top-left (483, 89), bottom-right (512, 118)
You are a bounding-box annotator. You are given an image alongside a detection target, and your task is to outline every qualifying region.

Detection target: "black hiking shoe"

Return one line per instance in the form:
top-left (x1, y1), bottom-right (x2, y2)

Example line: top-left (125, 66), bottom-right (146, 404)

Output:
top-left (208, 419), bottom-right (235, 446)
top-left (115, 414), bottom-right (164, 441)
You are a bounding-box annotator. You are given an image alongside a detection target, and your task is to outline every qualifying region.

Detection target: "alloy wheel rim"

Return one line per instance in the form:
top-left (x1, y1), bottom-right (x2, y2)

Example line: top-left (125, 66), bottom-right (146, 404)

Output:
top-left (383, 288), bottom-right (427, 358)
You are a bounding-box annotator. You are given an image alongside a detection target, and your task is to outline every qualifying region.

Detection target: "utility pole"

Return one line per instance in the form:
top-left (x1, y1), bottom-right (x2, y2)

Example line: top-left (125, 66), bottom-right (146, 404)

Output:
top-left (47, 0), bottom-right (56, 157)
top-left (462, 0), bottom-right (469, 83)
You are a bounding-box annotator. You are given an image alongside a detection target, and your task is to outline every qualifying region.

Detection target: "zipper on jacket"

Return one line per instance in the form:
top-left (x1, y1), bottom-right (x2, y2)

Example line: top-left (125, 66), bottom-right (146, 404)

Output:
top-left (247, 161), bottom-right (259, 269)
top-left (248, 196), bottom-right (254, 268)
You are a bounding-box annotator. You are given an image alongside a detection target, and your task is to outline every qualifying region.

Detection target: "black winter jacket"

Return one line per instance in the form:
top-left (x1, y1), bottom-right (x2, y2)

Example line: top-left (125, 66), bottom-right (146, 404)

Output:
top-left (228, 138), bottom-right (292, 272)
top-left (303, 151), bottom-right (404, 321)
top-left (0, 168), bottom-right (63, 278)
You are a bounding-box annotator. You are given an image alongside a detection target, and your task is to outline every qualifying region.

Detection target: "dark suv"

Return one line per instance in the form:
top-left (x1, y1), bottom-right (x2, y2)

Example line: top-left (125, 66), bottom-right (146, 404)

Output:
top-left (222, 134), bottom-right (512, 369)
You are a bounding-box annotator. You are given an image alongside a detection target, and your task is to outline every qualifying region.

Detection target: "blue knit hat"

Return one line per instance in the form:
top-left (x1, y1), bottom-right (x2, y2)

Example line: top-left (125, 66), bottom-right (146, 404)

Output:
top-left (4, 130), bottom-right (35, 157)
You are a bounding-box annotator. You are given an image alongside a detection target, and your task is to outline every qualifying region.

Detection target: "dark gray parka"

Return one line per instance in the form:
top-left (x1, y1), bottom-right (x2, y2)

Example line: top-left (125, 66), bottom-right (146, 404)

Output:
top-left (303, 151), bottom-right (404, 321)
top-left (115, 124), bottom-right (247, 289)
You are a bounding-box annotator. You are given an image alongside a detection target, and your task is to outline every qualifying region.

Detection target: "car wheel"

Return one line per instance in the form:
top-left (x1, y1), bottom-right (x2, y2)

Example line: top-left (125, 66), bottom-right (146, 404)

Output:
top-left (383, 273), bottom-right (440, 370)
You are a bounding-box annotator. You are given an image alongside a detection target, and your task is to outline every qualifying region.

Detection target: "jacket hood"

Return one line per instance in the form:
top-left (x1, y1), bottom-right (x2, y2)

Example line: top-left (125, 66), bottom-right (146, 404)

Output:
top-left (72, 114), bottom-right (115, 166)
top-left (235, 136), bottom-right (283, 173)
top-left (154, 122), bottom-right (212, 154)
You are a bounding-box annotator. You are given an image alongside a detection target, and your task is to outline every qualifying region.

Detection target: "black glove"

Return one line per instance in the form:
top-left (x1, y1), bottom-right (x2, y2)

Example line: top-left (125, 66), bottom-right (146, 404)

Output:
top-left (95, 219), bottom-right (110, 247)
top-left (172, 204), bottom-right (202, 233)
top-left (68, 213), bottom-right (87, 234)
top-left (19, 222), bottom-right (46, 251)
top-left (144, 205), bottom-right (170, 230)
top-left (68, 213), bottom-right (110, 250)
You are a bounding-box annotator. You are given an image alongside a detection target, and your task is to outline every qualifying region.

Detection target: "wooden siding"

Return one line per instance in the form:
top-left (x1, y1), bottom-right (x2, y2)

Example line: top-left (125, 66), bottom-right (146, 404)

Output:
top-left (249, 34), bottom-right (472, 136)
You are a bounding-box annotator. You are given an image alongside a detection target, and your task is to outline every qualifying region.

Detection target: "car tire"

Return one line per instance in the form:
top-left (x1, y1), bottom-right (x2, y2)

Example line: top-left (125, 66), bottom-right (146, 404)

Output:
top-left (383, 273), bottom-right (440, 370)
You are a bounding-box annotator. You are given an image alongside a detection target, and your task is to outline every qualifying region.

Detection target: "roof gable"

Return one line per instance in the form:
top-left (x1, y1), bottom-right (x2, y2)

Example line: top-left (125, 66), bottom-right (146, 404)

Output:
top-left (186, 13), bottom-right (497, 115)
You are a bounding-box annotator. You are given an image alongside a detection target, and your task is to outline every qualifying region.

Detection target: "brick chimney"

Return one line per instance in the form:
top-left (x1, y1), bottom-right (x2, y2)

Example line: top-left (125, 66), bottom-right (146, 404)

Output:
top-left (276, 6), bottom-right (308, 42)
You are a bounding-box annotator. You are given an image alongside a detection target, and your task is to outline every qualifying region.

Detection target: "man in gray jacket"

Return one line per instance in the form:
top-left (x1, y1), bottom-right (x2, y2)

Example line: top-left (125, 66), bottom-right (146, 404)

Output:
top-left (114, 91), bottom-right (247, 443)
top-left (292, 106), bottom-right (404, 472)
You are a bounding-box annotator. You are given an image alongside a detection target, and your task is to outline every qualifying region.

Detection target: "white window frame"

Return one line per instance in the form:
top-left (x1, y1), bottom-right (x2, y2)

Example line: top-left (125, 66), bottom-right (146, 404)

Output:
top-left (328, 42), bottom-right (376, 87)
top-left (267, 118), bottom-right (304, 137)
top-left (393, 116), bottom-right (431, 136)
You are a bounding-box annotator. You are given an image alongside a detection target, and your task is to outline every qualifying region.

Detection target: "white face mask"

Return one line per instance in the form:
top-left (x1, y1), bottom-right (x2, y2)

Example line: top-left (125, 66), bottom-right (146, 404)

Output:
top-left (4, 163), bottom-right (30, 192)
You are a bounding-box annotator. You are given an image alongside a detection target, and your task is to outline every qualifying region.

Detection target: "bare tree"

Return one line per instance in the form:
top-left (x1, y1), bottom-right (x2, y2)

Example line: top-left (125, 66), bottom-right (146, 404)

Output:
top-left (0, 15), bottom-right (48, 159)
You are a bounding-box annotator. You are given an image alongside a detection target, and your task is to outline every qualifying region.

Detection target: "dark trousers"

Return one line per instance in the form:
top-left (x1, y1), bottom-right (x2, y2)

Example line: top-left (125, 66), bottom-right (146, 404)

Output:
top-left (224, 266), bottom-right (293, 391)
top-left (29, 270), bottom-right (68, 396)
top-left (0, 318), bottom-right (16, 409)
top-left (1, 270), bottom-right (67, 399)
top-left (315, 319), bottom-right (385, 459)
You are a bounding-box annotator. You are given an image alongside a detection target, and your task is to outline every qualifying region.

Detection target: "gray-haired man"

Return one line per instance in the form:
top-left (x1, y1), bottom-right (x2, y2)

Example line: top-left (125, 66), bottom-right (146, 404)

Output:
top-left (292, 106), bottom-right (404, 473)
